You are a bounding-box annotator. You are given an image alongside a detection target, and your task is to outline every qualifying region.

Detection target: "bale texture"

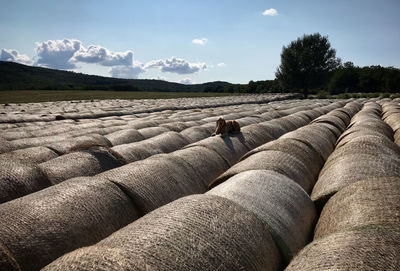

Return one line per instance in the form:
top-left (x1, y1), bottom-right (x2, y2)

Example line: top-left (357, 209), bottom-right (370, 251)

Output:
top-left (311, 154), bottom-right (400, 209)
top-left (286, 227), bottom-right (400, 271)
top-left (212, 150), bottom-right (315, 192)
top-left (180, 126), bottom-right (212, 143)
top-left (0, 159), bottom-right (50, 203)
top-left (104, 128), bottom-right (145, 146)
top-left (208, 170), bottom-right (316, 263)
top-left (239, 124), bottom-right (276, 150)
top-left (0, 146), bottom-right (58, 164)
top-left (171, 146), bottom-right (229, 187)
top-left (98, 154), bottom-right (206, 214)
top-left (45, 134), bottom-right (112, 154)
top-left (136, 126), bottom-right (169, 139)
top-left (42, 194), bottom-right (281, 271)
top-left (0, 177), bottom-right (138, 271)
top-left (185, 135), bottom-right (249, 167)
top-left (39, 146), bottom-right (124, 184)
top-left (314, 177), bottom-right (400, 239)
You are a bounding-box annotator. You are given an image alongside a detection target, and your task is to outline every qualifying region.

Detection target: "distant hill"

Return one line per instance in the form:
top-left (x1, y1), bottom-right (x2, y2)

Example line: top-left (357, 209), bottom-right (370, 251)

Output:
top-left (0, 61), bottom-right (232, 92)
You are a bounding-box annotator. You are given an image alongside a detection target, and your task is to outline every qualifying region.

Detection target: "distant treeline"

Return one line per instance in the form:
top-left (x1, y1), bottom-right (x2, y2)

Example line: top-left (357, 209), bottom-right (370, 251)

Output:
top-left (1, 61), bottom-right (399, 94)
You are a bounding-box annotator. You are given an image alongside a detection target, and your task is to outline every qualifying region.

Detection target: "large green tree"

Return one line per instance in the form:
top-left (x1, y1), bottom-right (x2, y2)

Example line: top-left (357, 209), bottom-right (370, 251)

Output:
top-left (276, 33), bottom-right (341, 97)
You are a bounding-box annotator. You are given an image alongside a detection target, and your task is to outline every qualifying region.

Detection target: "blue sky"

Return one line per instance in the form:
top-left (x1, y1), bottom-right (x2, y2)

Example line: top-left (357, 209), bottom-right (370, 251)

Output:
top-left (1, 0), bottom-right (399, 84)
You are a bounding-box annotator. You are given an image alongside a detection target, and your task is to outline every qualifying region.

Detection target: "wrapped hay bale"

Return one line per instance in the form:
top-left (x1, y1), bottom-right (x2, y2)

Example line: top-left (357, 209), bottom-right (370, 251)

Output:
top-left (347, 120), bottom-right (394, 138)
top-left (0, 159), bottom-right (51, 203)
top-left (120, 124), bottom-right (165, 139)
top-left (45, 134), bottom-right (112, 154)
top-left (184, 134), bottom-right (249, 167)
top-left (286, 227), bottom-right (400, 271)
top-left (314, 177), bottom-right (400, 239)
top-left (0, 138), bottom-right (17, 154)
top-left (241, 138), bottom-right (325, 177)
top-left (211, 150), bottom-right (314, 192)
top-left (180, 126), bottom-right (212, 143)
top-left (98, 154), bottom-right (206, 214)
top-left (0, 177), bottom-right (139, 271)
top-left (311, 154), bottom-right (400, 210)
top-left (171, 146), bottom-right (230, 187)
top-left (105, 129), bottom-right (145, 146)
top-left (0, 146), bottom-right (58, 164)
top-left (310, 114), bottom-right (347, 133)
top-left (39, 146), bottom-right (124, 184)
top-left (42, 194), bottom-right (281, 271)
top-left (336, 129), bottom-right (393, 149)
top-left (258, 121), bottom-right (288, 139)
top-left (159, 121), bottom-right (190, 132)
top-left (208, 170), bottom-right (316, 263)
top-left (145, 131), bottom-right (189, 153)
top-left (239, 124), bottom-right (276, 150)
top-left (10, 134), bottom-right (72, 149)
top-left (111, 141), bottom-right (163, 163)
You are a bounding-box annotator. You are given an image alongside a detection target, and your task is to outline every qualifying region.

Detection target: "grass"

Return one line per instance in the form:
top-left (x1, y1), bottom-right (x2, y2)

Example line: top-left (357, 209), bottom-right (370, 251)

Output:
top-left (0, 90), bottom-right (236, 104)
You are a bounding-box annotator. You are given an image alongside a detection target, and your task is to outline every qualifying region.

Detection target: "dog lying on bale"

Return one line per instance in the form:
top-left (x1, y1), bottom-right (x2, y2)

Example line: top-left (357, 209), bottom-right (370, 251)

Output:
top-left (211, 117), bottom-right (240, 137)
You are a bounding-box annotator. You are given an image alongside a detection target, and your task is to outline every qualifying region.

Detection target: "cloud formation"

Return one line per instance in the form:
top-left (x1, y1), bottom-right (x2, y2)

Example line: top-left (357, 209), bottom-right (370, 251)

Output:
top-left (217, 62), bottom-right (226, 67)
top-left (263, 8), bottom-right (278, 16)
top-left (145, 57), bottom-right (206, 74)
top-left (0, 49), bottom-right (32, 65)
top-left (109, 62), bottom-right (145, 79)
top-left (179, 78), bottom-right (193, 85)
top-left (192, 38), bottom-right (208, 45)
top-left (72, 45), bottom-right (133, 66)
top-left (35, 39), bottom-right (82, 69)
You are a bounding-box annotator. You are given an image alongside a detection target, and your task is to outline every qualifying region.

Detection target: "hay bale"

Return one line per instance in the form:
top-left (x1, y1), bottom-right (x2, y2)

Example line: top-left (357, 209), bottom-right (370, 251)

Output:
top-left (180, 126), bottom-right (212, 143)
top-left (336, 129), bottom-right (393, 149)
top-left (111, 141), bottom-right (163, 163)
top-left (311, 114), bottom-right (347, 133)
top-left (10, 134), bottom-right (72, 149)
top-left (241, 138), bottom-right (325, 177)
top-left (160, 121), bottom-right (190, 132)
top-left (105, 129), bottom-right (145, 146)
top-left (0, 177), bottom-right (138, 271)
top-left (171, 146), bottom-right (230, 187)
top-left (45, 134), bottom-right (112, 154)
top-left (0, 159), bottom-right (51, 203)
top-left (184, 134), bottom-right (249, 167)
top-left (239, 124), bottom-right (276, 150)
top-left (0, 146), bottom-right (58, 164)
top-left (137, 126), bottom-right (170, 139)
top-left (311, 154), bottom-right (400, 210)
top-left (286, 227), bottom-right (400, 271)
top-left (145, 131), bottom-right (189, 153)
top-left (98, 154), bottom-right (206, 214)
top-left (211, 150), bottom-right (315, 192)
top-left (42, 194), bottom-right (281, 271)
top-left (0, 138), bottom-right (17, 154)
top-left (208, 170), bottom-right (316, 263)
top-left (314, 177), bottom-right (400, 239)
top-left (39, 146), bottom-right (124, 184)
top-left (280, 124), bottom-right (337, 161)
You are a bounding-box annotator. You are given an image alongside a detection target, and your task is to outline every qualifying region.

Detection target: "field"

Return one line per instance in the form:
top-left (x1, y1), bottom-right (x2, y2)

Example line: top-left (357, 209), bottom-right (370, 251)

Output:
top-left (0, 90), bottom-right (235, 104)
top-left (0, 94), bottom-right (399, 270)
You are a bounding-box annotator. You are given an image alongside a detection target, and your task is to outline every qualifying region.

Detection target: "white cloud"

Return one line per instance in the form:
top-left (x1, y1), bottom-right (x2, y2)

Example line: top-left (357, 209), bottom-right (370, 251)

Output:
top-left (0, 49), bottom-right (33, 65)
top-left (179, 78), bottom-right (193, 85)
top-left (263, 8), bottom-right (278, 16)
top-left (72, 45), bottom-right (133, 66)
top-left (145, 57), bottom-right (207, 74)
top-left (35, 39), bottom-right (82, 69)
top-left (109, 62), bottom-right (145, 79)
top-left (217, 62), bottom-right (226, 67)
top-left (192, 38), bottom-right (208, 45)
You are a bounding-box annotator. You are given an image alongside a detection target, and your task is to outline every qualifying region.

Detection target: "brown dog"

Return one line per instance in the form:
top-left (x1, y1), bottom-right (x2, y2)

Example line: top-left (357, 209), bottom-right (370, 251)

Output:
top-left (211, 117), bottom-right (240, 137)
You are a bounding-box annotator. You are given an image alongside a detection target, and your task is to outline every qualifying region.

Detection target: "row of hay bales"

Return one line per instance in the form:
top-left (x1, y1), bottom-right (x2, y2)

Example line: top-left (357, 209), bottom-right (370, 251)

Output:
top-left (39, 101), bottom-right (362, 270)
top-left (0, 101), bottom-right (348, 270)
top-left (286, 101), bottom-right (400, 270)
top-left (0, 99), bottom-right (307, 153)
top-left (382, 100), bottom-right (400, 146)
top-left (0, 93), bottom-right (294, 123)
top-left (0, 100), bottom-right (332, 204)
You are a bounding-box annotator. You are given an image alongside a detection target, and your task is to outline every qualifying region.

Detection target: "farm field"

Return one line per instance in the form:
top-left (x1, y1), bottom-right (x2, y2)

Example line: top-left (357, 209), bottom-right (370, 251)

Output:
top-left (0, 94), bottom-right (399, 270)
top-left (0, 90), bottom-right (236, 104)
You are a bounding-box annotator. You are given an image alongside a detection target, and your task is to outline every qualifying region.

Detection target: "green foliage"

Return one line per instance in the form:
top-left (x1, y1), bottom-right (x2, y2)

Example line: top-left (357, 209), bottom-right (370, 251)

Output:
top-left (276, 33), bottom-right (341, 96)
top-left (328, 64), bottom-right (400, 94)
top-left (0, 61), bottom-right (231, 93)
